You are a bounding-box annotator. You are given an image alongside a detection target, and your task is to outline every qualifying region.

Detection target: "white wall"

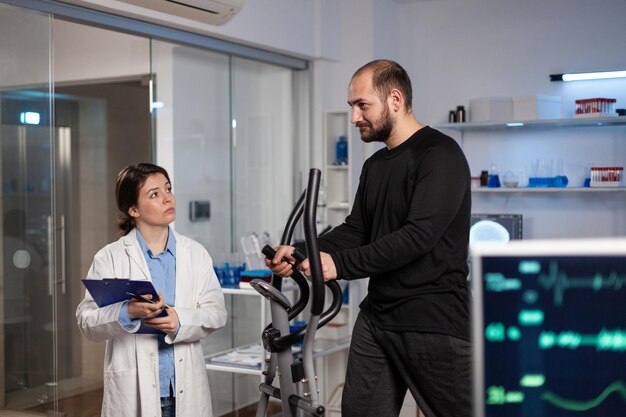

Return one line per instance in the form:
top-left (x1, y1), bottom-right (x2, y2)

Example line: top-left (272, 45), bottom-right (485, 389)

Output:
top-left (8, 0), bottom-right (626, 239)
top-left (0, 4), bottom-right (51, 88)
top-left (371, 0), bottom-right (626, 124)
top-left (367, 0), bottom-right (626, 239)
top-left (53, 22), bottom-right (150, 84)
top-left (310, 0), bottom-right (375, 171)
top-left (59, 0), bottom-right (321, 59)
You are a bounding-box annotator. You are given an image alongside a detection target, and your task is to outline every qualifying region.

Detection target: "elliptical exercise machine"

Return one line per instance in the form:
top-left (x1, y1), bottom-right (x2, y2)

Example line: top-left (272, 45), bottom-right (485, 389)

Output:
top-left (250, 169), bottom-right (343, 417)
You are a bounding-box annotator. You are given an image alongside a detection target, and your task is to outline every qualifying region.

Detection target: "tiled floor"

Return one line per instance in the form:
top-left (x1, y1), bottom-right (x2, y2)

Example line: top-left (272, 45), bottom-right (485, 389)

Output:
top-left (222, 403), bottom-right (282, 417)
top-left (26, 389), bottom-right (102, 417)
top-left (23, 389), bottom-right (280, 417)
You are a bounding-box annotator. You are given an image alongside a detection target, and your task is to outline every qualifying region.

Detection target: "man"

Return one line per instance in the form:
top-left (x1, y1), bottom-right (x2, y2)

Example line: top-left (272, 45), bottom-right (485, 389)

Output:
top-left (267, 59), bottom-right (472, 417)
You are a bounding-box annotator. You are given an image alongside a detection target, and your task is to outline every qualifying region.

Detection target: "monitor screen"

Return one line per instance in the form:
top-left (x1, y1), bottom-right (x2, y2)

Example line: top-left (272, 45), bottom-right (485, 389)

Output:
top-left (471, 239), bottom-right (626, 417)
top-left (470, 213), bottom-right (523, 241)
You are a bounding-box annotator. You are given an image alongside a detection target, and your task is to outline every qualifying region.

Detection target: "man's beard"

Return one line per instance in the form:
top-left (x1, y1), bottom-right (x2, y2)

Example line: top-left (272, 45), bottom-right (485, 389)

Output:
top-left (359, 106), bottom-right (394, 143)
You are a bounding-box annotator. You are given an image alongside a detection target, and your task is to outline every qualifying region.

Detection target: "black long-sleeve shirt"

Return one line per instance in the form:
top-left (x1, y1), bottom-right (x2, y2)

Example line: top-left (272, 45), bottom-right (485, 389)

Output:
top-left (318, 126), bottom-right (472, 340)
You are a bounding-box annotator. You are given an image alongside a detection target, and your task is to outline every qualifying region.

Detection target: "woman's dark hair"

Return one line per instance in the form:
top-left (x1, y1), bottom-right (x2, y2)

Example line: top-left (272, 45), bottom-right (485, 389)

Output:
top-left (115, 163), bottom-right (171, 235)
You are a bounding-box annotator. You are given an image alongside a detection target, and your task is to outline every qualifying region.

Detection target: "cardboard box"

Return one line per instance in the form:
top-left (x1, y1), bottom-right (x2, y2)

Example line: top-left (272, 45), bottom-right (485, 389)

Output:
top-left (469, 97), bottom-right (513, 122)
top-left (513, 95), bottom-right (561, 120)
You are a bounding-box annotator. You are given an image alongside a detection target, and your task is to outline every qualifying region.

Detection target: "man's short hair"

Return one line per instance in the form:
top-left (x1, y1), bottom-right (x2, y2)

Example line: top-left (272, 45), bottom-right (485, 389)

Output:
top-left (353, 59), bottom-right (413, 111)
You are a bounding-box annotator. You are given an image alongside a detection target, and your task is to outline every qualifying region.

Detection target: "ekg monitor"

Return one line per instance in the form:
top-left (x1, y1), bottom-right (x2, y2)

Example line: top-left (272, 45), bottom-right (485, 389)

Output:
top-left (470, 239), bottom-right (626, 417)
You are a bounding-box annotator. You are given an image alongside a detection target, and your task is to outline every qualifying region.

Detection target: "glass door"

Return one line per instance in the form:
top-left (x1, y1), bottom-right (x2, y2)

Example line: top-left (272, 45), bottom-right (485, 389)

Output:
top-left (0, 3), bottom-right (57, 412)
top-left (150, 39), bottom-right (300, 415)
top-left (0, 125), bottom-right (55, 408)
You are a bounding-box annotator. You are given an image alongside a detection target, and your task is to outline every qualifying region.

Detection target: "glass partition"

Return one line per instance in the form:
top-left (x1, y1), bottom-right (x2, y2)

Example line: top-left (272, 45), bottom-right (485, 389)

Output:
top-left (0, 4), bottom-right (305, 415)
top-left (0, 2), bottom-right (55, 412)
top-left (151, 41), bottom-right (298, 415)
top-left (231, 56), bottom-right (295, 248)
top-left (152, 44), bottom-right (296, 273)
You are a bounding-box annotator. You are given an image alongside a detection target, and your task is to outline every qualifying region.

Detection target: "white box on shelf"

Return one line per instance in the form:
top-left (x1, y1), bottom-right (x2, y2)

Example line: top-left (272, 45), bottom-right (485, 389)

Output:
top-left (513, 95), bottom-right (561, 120)
top-left (469, 97), bottom-right (513, 122)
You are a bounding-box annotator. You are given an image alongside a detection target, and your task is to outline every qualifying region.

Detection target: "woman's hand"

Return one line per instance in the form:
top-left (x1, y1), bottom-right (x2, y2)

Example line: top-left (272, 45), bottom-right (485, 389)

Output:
top-left (128, 292), bottom-right (179, 335)
top-left (144, 306), bottom-right (179, 335)
top-left (127, 292), bottom-right (164, 319)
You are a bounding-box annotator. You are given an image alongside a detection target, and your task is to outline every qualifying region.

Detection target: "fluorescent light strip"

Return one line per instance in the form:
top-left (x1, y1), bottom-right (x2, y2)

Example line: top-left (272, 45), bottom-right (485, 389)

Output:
top-left (551, 70), bottom-right (626, 82)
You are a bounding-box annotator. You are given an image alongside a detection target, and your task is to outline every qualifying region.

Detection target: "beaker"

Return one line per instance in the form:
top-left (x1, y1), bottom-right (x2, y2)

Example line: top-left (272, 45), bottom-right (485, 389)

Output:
top-left (553, 158), bottom-right (569, 188)
top-left (529, 159), bottom-right (553, 187)
top-left (487, 164), bottom-right (501, 188)
top-left (502, 171), bottom-right (521, 188)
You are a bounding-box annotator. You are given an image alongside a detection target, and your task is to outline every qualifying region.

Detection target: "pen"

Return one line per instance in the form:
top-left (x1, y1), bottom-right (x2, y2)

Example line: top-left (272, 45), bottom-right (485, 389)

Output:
top-left (126, 292), bottom-right (172, 309)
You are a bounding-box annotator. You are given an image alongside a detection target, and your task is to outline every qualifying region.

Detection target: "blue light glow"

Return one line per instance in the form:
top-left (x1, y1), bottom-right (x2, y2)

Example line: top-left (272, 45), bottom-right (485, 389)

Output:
top-left (19, 112), bottom-right (41, 125)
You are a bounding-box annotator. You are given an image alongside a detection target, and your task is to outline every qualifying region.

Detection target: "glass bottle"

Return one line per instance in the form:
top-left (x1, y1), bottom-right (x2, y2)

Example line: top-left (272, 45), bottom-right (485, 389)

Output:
top-left (487, 164), bottom-right (501, 188)
top-left (456, 105), bottom-right (466, 123)
top-left (335, 135), bottom-right (348, 165)
top-left (480, 170), bottom-right (489, 187)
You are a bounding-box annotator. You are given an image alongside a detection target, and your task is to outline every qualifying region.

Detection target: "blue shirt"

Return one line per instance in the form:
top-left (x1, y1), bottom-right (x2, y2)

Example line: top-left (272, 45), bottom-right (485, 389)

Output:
top-left (118, 228), bottom-right (177, 398)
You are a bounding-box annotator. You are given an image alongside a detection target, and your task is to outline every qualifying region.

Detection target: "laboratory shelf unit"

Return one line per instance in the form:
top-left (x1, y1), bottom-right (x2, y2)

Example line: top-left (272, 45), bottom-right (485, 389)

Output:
top-left (205, 287), bottom-right (268, 376)
top-left (204, 281), bottom-right (360, 415)
top-left (472, 187), bottom-right (626, 193)
top-left (321, 109), bottom-right (379, 230)
top-left (204, 285), bottom-right (271, 416)
top-left (436, 116), bottom-right (626, 133)
top-left (204, 286), bottom-right (353, 376)
top-left (435, 116), bottom-right (626, 193)
top-left (322, 111), bottom-right (354, 231)
top-left (436, 115), bottom-right (626, 239)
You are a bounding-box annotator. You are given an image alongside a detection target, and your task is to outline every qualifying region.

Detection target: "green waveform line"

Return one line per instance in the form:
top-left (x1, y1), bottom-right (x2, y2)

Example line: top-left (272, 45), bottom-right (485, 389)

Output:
top-left (541, 380), bottom-right (626, 412)
top-left (538, 328), bottom-right (626, 351)
top-left (536, 261), bottom-right (625, 306)
top-left (486, 385), bottom-right (524, 405)
top-left (485, 322), bottom-right (523, 342)
top-left (520, 374), bottom-right (545, 388)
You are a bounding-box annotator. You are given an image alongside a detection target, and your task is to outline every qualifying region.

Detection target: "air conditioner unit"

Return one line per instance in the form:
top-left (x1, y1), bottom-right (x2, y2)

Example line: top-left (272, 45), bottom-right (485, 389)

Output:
top-left (61, 0), bottom-right (246, 26)
top-left (119, 0), bottom-right (245, 25)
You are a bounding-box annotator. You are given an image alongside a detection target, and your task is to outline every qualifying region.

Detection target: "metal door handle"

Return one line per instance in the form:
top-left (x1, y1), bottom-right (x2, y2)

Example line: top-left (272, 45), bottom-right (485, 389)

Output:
top-left (60, 215), bottom-right (66, 294)
top-left (47, 215), bottom-right (53, 296)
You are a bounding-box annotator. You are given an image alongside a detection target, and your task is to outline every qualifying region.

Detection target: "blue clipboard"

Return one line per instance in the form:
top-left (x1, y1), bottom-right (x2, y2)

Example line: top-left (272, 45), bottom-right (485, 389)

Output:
top-left (81, 278), bottom-right (167, 334)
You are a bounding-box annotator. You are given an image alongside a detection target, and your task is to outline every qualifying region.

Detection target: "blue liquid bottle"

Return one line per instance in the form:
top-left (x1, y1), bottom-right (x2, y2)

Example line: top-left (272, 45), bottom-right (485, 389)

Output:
top-left (554, 159), bottom-right (569, 188)
top-left (335, 135), bottom-right (348, 165)
top-left (554, 175), bottom-right (569, 187)
top-left (487, 164), bottom-right (501, 188)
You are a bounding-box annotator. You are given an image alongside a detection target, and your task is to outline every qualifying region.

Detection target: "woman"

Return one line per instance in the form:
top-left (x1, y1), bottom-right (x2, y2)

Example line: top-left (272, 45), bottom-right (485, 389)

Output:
top-left (76, 163), bottom-right (227, 417)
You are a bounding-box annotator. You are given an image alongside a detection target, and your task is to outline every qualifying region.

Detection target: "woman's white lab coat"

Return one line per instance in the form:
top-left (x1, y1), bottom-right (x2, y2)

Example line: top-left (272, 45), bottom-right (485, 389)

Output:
top-left (76, 229), bottom-right (227, 417)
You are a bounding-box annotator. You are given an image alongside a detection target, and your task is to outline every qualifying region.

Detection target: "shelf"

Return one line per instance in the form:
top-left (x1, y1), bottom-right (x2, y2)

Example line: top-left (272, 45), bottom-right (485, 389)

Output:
top-left (222, 286), bottom-right (261, 296)
top-left (205, 342), bottom-right (267, 375)
top-left (435, 116), bottom-right (626, 132)
top-left (205, 362), bottom-right (263, 376)
top-left (205, 338), bottom-right (351, 376)
top-left (472, 187), bottom-right (626, 193)
top-left (327, 202), bottom-right (350, 209)
top-left (326, 164), bottom-right (349, 170)
top-left (313, 337), bottom-right (351, 355)
top-left (221, 283), bottom-right (298, 295)
top-left (323, 110), bottom-right (354, 234)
